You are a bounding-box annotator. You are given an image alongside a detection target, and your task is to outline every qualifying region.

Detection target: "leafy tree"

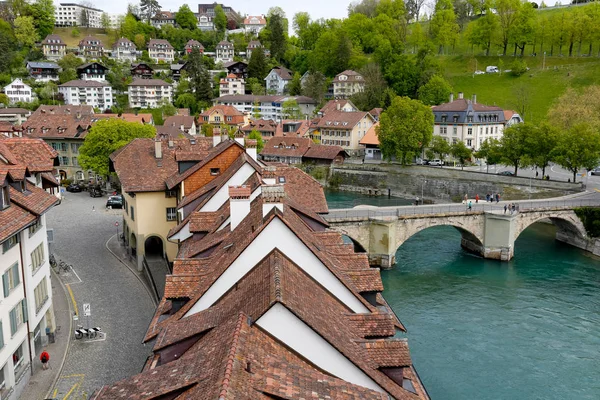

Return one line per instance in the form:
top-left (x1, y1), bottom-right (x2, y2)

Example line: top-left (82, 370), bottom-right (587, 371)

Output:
top-left (377, 96), bottom-right (434, 164)
top-left (525, 122), bottom-right (557, 177)
top-left (248, 129), bottom-right (264, 152)
top-left (417, 74), bottom-right (453, 105)
top-left (350, 63), bottom-right (389, 111)
top-left (140, 0), bottom-right (161, 23)
top-left (310, 28), bottom-right (353, 76)
top-left (79, 119), bottom-right (156, 177)
top-left (30, 0), bottom-right (55, 39)
top-left (0, 94), bottom-right (9, 106)
top-left (160, 98), bottom-right (177, 117)
top-left (496, 0), bottom-right (521, 55)
top-left (0, 21), bottom-right (16, 72)
top-left (71, 27), bottom-right (80, 37)
top-left (450, 141), bottom-right (473, 170)
top-left (59, 69), bottom-right (77, 84)
top-left (288, 72), bottom-right (302, 96)
top-left (301, 71), bottom-right (328, 105)
top-left (282, 99), bottom-right (301, 119)
top-left (267, 8), bottom-right (287, 60)
top-left (474, 138), bottom-right (502, 173)
top-left (510, 1), bottom-right (536, 56)
top-left (101, 12), bottom-right (111, 32)
top-left (175, 5), bottom-right (197, 30)
top-left (186, 48), bottom-right (212, 102)
top-left (430, 135), bottom-right (452, 163)
top-left (500, 122), bottom-right (534, 175)
top-left (58, 53), bottom-right (84, 70)
top-left (548, 86), bottom-right (600, 132)
top-left (201, 124), bottom-right (214, 137)
top-left (429, 0), bottom-right (460, 54)
top-left (465, 8), bottom-right (499, 55)
top-left (553, 123), bottom-right (600, 183)
top-left (175, 93), bottom-right (196, 112)
top-left (14, 16), bottom-right (38, 47)
top-left (293, 12), bottom-right (324, 50)
top-left (248, 46), bottom-right (268, 80)
top-left (214, 5), bottom-right (227, 36)
top-left (134, 34), bottom-right (146, 49)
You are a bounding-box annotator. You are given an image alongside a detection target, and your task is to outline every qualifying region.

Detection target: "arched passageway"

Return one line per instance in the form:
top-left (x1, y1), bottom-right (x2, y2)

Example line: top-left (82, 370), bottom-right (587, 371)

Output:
top-left (144, 236), bottom-right (164, 258)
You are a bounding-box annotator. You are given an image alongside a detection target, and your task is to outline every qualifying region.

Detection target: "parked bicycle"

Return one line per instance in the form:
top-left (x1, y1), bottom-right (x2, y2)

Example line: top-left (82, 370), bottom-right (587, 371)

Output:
top-left (57, 261), bottom-right (71, 273)
top-left (74, 325), bottom-right (101, 339)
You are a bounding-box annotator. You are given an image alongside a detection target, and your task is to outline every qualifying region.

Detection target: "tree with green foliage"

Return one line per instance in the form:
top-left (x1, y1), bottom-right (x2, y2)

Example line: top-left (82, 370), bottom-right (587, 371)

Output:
top-left (500, 122), bottom-right (534, 176)
top-left (510, 1), bottom-right (536, 56)
top-left (71, 27), bottom-right (80, 37)
top-left (282, 99), bottom-right (302, 119)
top-left (160, 98), bottom-right (177, 117)
top-left (201, 124), bottom-right (214, 137)
top-left (301, 71), bottom-right (328, 106)
top-left (430, 135), bottom-right (452, 163)
top-left (524, 122), bottom-right (558, 177)
top-left (553, 123), bottom-right (600, 183)
top-left (248, 46), bottom-right (268, 80)
top-left (134, 34), bottom-right (146, 49)
top-left (31, 0), bottom-right (55, 39)
top-left (474, 138), bottom-right (502, 173)
top-left (496, 0), bottom-right (522, 55)
top-left (288, 72), bottom-right (302, 96)
top-left (175, 4), bottom-right (197, 30)
top-left (214, 5), bottom-right (227, 36)
top-left (101, 12), bottom-right (111, 32)
top-left (140, 0), bottom-right (161, 23)
top-left (0, 21), bottom-right (16, 72)
top-left (465, 8), bottom-right (498, 55)
top-left (248, 130), bottom-right (265, 152)
top-left (350, 63), bottom-right (389, 111)
top-left (79, 119), bottom-right (156, 177)
top-left (450, 141), bottom-right (473, 170)
top-left (266, 8), bottom-right (287, 61)
top-left (175, 93), bottom-right (196, 110)
top-left (0, 94), bottom-right (8, 106)
top-left (186, 48), bottom-right (212, 102)
top-left (377, 96), bottom-right (434, 164)
top-left (14, 16), bottom-right (38, 47)
top-left (58, 53), bottom-right (84, 70)
top-left (429, 0), bottom-right (459, 54)
top-left (59, 69), bottom-right (77, 84)
top-left (417, 74), bottom-right (453, 105)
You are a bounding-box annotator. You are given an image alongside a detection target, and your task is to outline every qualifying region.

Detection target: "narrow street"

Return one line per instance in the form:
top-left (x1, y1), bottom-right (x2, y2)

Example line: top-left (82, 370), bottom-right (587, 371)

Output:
top-left (45, 191), bottom-right (155, 398)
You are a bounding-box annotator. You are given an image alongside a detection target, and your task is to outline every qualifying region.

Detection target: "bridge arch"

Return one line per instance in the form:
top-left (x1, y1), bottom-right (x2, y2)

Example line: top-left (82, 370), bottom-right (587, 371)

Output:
top-left (394, 219), bottom-right (485, 257)
top-left (514, 211), bottom-right (587, 243)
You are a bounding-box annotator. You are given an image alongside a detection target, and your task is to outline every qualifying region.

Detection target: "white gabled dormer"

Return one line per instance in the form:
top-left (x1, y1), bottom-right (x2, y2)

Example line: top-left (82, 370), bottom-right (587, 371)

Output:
top-left (256, 303), bottom-right (385, 394)
top-left (184, 216), bottom-right (370, 316)
top-left (200, 162), bottom-right (257, 212)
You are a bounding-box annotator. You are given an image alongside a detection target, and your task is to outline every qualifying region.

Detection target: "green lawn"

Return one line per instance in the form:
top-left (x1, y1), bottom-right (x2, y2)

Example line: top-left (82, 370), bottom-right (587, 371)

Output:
top-left (440, 55), bottom-right (600, 122)
top-left (53, 27), bottom-right (117, 48)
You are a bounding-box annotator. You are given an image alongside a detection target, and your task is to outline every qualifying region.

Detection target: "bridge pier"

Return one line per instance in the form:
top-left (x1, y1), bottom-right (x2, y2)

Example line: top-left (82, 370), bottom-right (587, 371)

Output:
top-left (482, 213), bottom-right (516, 261)
top-left (368, 220), bottom-right (397, 269)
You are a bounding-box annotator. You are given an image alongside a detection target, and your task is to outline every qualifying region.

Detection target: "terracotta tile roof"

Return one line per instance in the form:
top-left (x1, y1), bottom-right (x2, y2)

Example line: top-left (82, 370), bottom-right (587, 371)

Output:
top-left (260, 136), bottom-right (311, 158)
top-left (163, 115), bottom-right (195, 130)
top-left (152, 10), bottom-right (174, 19)
top-left (315, 110), bottom-right (371, 129)
top-left (240, 119), bottom-right (277, 134)
top-left (370, 107), bottom-right (383, 117)
top-left (348, 313), bottom-right (397, 338)
top-left (0, 202), bottom-right (36, 243)
top-left (9, 183), bottom-right (59, 216)
top-left (113, 37), bottom-right (135, 48)
top-left (163, 275), bottom-right (203, 299)
top-left (148, 39), bottom-right (174, 50)
top-left (111, 138), bottom-right (211, 192)
top-left (504, 110), bottom-right (515, 120)
top-left (0, 138), bottom-right (57, 172)
top-left (41, 34), bottom-right (66, 45)
top-left (78, 36), bottom-right (104, 47)
top-left (333, 69), bottom-right (364, 83)
top-left (304, 144), bottom-right (346, 160)
top-left (228, 185), bottom-right (251, 198)
top-left (0, 108), bottom-right (30, 115)
top-left (360, 121), bottom-right (380, 146)
top-left (274, 119), bottom-right (311, 138)
top-left (23, 106), bottom-right (94, 140)
top-left (319, 99), bottom-right (358, 115)
top-left (244, 15), bottom-right (266, 25)
top-left (360, 339), bottom-right (412, 368)
top-left (155, 124), bottom-right (193, 141)
top-left (185, 39), bottom-right (204, 49)
top-left (199, 105), bottom-right (245, 125)
top-left (270, 66), bottom-right (293, 80)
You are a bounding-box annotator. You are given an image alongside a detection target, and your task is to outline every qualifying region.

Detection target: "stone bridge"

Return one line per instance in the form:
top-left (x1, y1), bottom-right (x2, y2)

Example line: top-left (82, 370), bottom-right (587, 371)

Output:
top-left (324, 197), bottom-right (598, 268)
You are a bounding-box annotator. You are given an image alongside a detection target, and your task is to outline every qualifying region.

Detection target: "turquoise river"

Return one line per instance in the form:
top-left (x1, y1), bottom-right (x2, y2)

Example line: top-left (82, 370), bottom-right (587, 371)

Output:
top-left (325, 190), bottom-right (600, 400)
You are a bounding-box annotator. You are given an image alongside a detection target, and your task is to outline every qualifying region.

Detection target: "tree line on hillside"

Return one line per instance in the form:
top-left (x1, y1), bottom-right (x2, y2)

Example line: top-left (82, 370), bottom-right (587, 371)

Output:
top-left (377, 85), bottom-right (600, 183)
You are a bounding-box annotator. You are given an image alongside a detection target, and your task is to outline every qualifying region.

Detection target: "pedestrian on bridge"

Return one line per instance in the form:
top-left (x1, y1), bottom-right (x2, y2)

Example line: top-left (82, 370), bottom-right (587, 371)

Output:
top-left (468, 201), bottom-right (472, 211)
top-left (504, 204), bottom-right (508, 214)
top-left (496, 193), bottom-right (500, 203)
top-left (475, 194), bottom-right (480, 203)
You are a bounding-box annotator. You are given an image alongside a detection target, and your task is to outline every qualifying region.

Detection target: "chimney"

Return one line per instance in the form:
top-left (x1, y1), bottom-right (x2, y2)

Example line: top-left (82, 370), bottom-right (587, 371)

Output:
top-left (336, 102), bottom-right (340, 111)
top-left (234, 130), bottom-right (245, 146)
top-left (229, 185), bottom-right (251, 231)
top-left (154, 138), bottom-right (162, 159)
top-left (168, 140), bottom-right (174, 148)
top-left (262, 185), bottom-right (285, 217)
top-left (472, 94), bottom-right (477, 104)
top-left (213, 127), bottom-right (221, 147)
top-left (262, 166), bottom-right (276, 185)
top-left (245, 139), bottom-right (258, 161)
top-left (449, 93), bottom-right (454, 103)
top-left (458, 92), bottom-right (464, 99)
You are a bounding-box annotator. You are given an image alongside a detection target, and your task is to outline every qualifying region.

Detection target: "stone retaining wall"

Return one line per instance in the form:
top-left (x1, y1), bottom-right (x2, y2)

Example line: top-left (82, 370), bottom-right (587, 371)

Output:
top-left (330, 164), bottom-right (582, 202)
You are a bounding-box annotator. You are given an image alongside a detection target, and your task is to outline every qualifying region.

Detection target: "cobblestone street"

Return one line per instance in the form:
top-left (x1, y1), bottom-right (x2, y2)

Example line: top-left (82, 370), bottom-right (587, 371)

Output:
top-left (45, 191), bottom-right (156, 399)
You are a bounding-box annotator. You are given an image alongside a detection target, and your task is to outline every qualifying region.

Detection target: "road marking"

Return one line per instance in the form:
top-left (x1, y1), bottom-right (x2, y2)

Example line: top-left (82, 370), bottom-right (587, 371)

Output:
top-left (62, 381), bottom-right (80, 400)
top-left (595, 189), bottom-right (600, 193)
top-left (66, 284), bottom-right (78, 316)
top-left (52, 388), bottom-right (58, 397)
top-left (56, 374), bottom-right (85, 400)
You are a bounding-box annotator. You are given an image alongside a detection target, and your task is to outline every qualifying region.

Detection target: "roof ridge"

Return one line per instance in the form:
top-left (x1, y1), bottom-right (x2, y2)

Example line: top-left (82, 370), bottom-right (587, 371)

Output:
top-left (273, 251), bottom-right (282, 302)
top-left (218, 312), bottom-right (246, 400)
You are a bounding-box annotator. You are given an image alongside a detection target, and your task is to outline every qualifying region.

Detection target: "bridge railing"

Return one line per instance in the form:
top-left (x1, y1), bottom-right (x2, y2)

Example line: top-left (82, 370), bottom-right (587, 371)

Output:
top-left (325, 198), bottom-right (600, 221)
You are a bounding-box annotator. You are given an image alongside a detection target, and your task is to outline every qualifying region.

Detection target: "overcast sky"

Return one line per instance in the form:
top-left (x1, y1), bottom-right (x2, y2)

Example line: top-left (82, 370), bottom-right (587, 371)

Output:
top-left (75, 0), bottom-right (353, 21)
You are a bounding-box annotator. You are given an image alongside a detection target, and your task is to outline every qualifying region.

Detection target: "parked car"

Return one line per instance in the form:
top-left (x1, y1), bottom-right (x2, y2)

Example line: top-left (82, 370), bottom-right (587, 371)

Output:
top-left (498, 171), bottom-right (514, 176)
top-left (106, 195), bottom-right (123, 209)
top-left (591, 167), bottom-right (600, 176)
top-left (486, 66), bottom-right (499, 73)
top-left (474, 70), bottom-right (485, 75)
top-left (66, 183), bottom-right (82, 192)
top-left (429, 159), bottom-right (443, 166)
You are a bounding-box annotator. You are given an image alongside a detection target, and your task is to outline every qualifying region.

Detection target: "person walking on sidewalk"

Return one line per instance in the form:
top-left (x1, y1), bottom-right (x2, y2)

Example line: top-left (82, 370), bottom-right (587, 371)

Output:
top-left (504, 204), bottom-right (507, 214)
top-left (40, 350), bottom-right (50, 370)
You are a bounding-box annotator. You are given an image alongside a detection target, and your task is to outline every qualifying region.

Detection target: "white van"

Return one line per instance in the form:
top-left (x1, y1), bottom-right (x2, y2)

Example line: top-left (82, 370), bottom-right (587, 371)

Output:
top-left (429, 159), bottom-right (443, 166)
top-left (486, 66), bottom-right (499, 73)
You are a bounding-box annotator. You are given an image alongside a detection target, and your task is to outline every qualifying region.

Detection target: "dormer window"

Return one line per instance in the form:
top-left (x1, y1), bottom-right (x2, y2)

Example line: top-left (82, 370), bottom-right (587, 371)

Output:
top-left (441, 115), bottom-right (447, 123)
top-left (1, 185), bottom-right (9, 209)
